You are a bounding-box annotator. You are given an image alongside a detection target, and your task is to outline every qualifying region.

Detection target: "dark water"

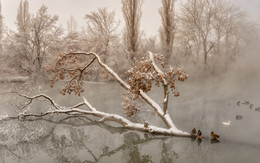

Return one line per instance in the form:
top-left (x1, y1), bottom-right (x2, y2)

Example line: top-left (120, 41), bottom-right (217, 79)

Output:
top-left (0, 76), bottom-right (260, 163)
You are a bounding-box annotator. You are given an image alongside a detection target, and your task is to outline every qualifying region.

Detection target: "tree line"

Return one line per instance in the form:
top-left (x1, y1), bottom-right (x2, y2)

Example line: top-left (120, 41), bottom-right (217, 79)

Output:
top-left (0, 0), bottom-right (258, 81)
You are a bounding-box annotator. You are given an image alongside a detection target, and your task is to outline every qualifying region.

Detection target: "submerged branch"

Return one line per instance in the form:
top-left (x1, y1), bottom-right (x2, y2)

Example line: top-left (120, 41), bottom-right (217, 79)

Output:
top-left (18, 108), bottom-right (190, 136)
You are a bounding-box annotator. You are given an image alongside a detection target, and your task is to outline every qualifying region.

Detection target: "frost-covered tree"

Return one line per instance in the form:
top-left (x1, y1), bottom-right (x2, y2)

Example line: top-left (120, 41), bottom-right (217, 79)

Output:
top-left (0, 0), bottom-right (3, 54)
top-left (179, 0), bottom-right (215, 67)
top-left (85, 7), bottom-right (119, 63)
top-left (122, 0), bottom-right (143, 63)
top-left (177, 0), bottom-right (247, 70)
top-left (83, 7), bottom-right (121, 80)
top-left (6, 1), bottom-right (62, 79)
top-left (140, 36), bottom-right (159, 54)
top-left (64, 16), bottom-right (80, 51)
top-left (16, 0), bottom-right (30, 34)
top-left (159, 0), bottom-right (176, 65)
top-left (67, 15), bottom-right (78, 35)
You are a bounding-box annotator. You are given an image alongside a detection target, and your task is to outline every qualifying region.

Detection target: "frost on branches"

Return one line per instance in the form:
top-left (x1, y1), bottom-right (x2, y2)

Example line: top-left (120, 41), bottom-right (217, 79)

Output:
top-left (15, 51), bottom-right (190, 137)
top-left (123, 52), bottom-right (188, 117)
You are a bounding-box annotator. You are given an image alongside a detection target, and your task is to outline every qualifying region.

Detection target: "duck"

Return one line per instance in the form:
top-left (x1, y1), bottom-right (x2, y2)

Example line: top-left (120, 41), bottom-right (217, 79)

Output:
top-left (191, 128), bottom-right (197, 135)
top-left (211, 131), bottom-right (220, 140)
top-left (222, 121), bottom-right (231, 126)
top-left (255, 107), bottom-right (260, 112)
top-left (236, 115), bottom-right (242, 120)
top-left (236, 101), bottom-right (240, 106)
top-left (197, 130), bottom-right (202, 139)
top-left (242, 101), bottom-right (250, 105)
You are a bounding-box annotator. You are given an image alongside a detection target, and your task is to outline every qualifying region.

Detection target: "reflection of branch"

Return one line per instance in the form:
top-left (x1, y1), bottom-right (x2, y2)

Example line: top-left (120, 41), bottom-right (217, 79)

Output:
top-left (96, 134), bottom-right (168, 161)
top-left (1, 115), bottom-right (169, 163)
top-left (19, 115), bottom-right (127, 135)
top-left (3, 145), bottom-right (25, 161)
top-left (81, 142), bottom-right (99, 162)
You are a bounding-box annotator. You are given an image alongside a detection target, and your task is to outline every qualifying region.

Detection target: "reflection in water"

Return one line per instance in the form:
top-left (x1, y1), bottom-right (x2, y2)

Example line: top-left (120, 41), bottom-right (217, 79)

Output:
top-left (0, 111), bottom-right (259, 163)
top-left (210, 139), bottom-right (220, 144)
top-left (122, 132), bottom-right (152, 163)
top-left (191, 136), bottom-right (196, 142)
top-left (160, 141), bottom-right (178, 163)
top-left (197, 138), bottom-right (202, 146)
top-left (0, 116), bottom-right (180, 163)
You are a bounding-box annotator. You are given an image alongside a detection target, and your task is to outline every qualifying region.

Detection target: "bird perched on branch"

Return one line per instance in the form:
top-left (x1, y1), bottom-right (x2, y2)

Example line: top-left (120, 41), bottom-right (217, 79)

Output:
top-left (236, 101), bottom-right (240, 106)
top-left (211, 131), bottom-right (220, 140)
top-left (191, 128), bottom-right (197, 135)
top-left (144, 121), bottom-right (149, 128)
top-left (197, 130), bottom-right (202, 139)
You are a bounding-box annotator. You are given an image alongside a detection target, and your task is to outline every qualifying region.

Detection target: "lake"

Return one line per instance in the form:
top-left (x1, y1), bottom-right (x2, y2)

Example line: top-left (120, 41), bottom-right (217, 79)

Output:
top-left (0, 73), bottom-right (260, 163)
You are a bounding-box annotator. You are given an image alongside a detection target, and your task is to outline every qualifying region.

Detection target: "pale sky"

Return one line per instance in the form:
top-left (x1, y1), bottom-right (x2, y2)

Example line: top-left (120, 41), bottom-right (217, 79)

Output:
top-left (1, 0), bottom-right (260, 36)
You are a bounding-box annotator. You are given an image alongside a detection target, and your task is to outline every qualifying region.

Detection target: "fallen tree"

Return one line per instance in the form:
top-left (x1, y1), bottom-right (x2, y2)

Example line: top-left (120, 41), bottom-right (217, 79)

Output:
top-left (9, 51), bottom-right (190, 137)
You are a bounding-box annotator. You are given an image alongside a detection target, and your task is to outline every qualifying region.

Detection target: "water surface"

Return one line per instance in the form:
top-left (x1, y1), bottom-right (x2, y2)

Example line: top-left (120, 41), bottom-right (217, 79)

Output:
top-left (0, 77), bottom-right (260, 163)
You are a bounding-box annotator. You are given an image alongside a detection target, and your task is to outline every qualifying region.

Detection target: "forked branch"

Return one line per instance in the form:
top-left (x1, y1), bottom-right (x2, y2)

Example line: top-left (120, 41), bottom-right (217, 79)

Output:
top-left (12, 92), bottom-right (190, 136)
top-left (7, 91), bottom-right (63, 111)
top-left (149, 51), bottom-right (169, 114)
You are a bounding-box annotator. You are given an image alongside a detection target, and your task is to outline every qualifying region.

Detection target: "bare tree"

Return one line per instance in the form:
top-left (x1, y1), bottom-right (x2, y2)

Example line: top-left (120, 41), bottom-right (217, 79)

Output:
top-left (179, 0), bottom-right (215, 67)
top-left (211, 0), bottom-right (244, 59)
top-left (0, 0), bottom-right (3, 54)
top-left (16, 0), bottom-right (30, 34)
top-left (65, 16), bottom-right (80, 51)
top-left (177, 0), bottom-right (247, 71)
top-left (159, 0), bottom-right (176, 65)
top-left (85, 7), bottom-right (119, 63)
top-left (31, 6), bottom-right (60, 72)
top-left (67, 15), bottom-right (78, 35)
top-left (122, 0), bottom-right (143, 63)
top-left (7, 1), bottom-right (62, 79)
top-left (83, 7), bottom-right (121, 80)
top-left (140, 36), bottom-right (159, 54)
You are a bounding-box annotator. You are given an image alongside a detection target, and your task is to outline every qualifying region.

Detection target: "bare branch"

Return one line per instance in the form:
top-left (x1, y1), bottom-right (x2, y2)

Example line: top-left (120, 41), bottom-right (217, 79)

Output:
top-left (83, 96), bottom-right (97, 112)
top-left (8, 91), bottom-right (62, 111)
top-left (8, 90), bottom-right (190, 137)
top-left (18, 107), bottom-right (190, 136)
top-left (149, 51), bottom-right (167, 85)
top-left (149, 51), bottom-right (169, 114)
top-left (67, 102), bottom-right (85, 110)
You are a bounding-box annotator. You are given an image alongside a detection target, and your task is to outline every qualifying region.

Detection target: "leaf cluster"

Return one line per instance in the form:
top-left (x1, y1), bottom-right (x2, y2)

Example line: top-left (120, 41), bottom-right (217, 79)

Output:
top-left (45, 53), bottom-right (93, 96)
top-left (126, 54), bottom-right (188, 96)
top-left (122, 91), bottom-right (143, 117)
